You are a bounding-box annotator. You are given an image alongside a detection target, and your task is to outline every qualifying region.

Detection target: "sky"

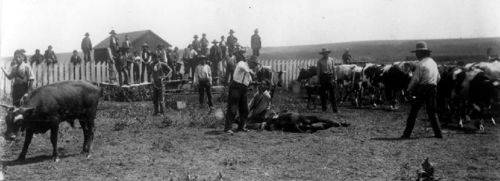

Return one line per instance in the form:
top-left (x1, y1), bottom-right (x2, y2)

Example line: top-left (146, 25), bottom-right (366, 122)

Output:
top-left (1, 0), bottom-right (499, 57)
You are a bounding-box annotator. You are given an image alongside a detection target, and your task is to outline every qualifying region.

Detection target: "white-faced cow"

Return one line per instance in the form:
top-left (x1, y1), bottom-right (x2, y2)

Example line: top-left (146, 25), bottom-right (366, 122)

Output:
top-left (336, 64), bottom-right (362, 105)
top-left (1, 80), bottom-right (100, 162)
top-left (453, 62), bottom-right (500, 130)
top-left (356, 63), bottom-right (384, 107)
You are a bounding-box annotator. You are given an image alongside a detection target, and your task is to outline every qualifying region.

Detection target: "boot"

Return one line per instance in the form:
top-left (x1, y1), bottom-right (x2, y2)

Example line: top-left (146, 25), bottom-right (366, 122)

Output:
top-left (153, 102), bottom-right (159, 116)
top-left (159, 102), bottom-right (164, 114)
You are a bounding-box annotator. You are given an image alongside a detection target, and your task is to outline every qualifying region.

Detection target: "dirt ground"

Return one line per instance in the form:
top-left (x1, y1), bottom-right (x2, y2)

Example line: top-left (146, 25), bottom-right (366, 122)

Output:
top-left (1, 90), bottom-right (499, 181)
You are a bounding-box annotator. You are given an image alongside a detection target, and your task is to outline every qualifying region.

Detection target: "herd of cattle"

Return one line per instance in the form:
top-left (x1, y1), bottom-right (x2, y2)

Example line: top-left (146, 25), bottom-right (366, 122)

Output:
top-left (0, 59), bottom-right (499, 163)
top-left (297, 60), bottom-right (500, 130)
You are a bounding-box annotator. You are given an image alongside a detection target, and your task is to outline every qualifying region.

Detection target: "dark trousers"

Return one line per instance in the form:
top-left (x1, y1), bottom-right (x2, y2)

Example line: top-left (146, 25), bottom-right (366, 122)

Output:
top-left (225, 82), bottom-right (249, 131)
top-left (221, 47), bottom-right (227, 58)
top-left (225, 69), bottom-right (234, 86)
top-left (253, 48), bottom-right (260, 57)
top-left (318, 74), bottom-right (337, 112)
top-left (133, 63), bottom-right (140, 83)
top-left (403, 85), bottom-right (443, 137)
top-left (12, 83), bottom-right (29, 107)
top-left (198, 80), bottom-right (213, 107)
top-left (141, 62), bottom-right (151, 82)
top-left (152, 84), bottom-right (164, 114)
top-left (83, 49), bottom-right (91, 62)
top-left (168, 61), bottom-right (176, 80)
top-left (116, 64), bottom-right (129, 85)
top-left (189, 61), bottom-right (198, 80)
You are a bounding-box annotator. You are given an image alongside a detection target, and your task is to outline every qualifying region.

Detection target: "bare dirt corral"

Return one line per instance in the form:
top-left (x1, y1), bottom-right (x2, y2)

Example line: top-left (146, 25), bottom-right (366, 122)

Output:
top-left (1, 91), bottom-right (499, 181)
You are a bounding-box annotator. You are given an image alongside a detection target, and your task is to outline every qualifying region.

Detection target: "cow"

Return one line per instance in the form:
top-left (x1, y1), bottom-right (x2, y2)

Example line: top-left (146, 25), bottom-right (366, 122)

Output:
top-left (452, 62), bottom-right (500, 130)
top-left (379, 62), bottom-right (415, 110)
top-left (0, 80), bottom-right (100, 162)
top-left (266, 112), bottom-right (350, 133)
top-left (297, 66), bottom-right (319, 109)
top-left (355, 63), bottom-right (384, 107)
top-left (336, 64), bottom-right (363, 105)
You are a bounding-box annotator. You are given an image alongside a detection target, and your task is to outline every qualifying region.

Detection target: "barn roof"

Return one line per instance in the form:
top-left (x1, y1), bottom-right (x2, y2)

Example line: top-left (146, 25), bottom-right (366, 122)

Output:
top-left (93, 30), bottom-right (170, 49)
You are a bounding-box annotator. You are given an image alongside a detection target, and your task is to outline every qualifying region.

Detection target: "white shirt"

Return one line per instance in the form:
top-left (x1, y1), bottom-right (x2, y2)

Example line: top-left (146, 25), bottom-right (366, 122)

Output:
top-left (407, 57), bottom-right (440, 92)
top-left (193, 64), bottom-right (212, 84)
top-left (232, 61), bottom-right (253, 86)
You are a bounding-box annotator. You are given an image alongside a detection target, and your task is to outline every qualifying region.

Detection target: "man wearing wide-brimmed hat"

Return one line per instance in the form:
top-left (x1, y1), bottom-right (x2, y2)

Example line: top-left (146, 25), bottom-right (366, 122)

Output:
top-left (251, 29), bottom-right (261, 57)
top-left (200, 33), bottom-right (209, 56)
top-left (192, 35), bottom-right (201, 54)
top-left (209, 39), bottom-right (222, 83)
top-left (193, 55), bottom-right (214, 110)
top-left (140, 43), bottom-right (152, 82)
top-left (109, 30), bottom-right (120, 58)
top-left (81, 32), bottom-right (93, 63)
top-left (227, 29), bottom-right (238, 56)
top-left (316, 48), bottom-right (338, 113)
top-left (224, 47), bottom-right (256, 134)
top-left (401, 41), bottom-right (443, 139)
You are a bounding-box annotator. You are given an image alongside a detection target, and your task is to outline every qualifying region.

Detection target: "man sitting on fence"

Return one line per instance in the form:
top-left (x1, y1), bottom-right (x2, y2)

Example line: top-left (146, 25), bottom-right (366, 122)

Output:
top-left (29, 49), bottom-right (44, 66)
top-left (44, 45), bottom-right (58, 65)
top-left (149, 53), bottom-right (172, 116)
top-left (1, 54), bottom-right (34, 107)
top-left (70, 50), bottom-right (82, 65)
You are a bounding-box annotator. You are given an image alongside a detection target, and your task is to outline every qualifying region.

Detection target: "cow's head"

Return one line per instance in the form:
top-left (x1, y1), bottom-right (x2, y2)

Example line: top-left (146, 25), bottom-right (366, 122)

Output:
top-left (297, 66), bottom-right (309, 82)
top-left (0, 104), bottom-right (34, 141)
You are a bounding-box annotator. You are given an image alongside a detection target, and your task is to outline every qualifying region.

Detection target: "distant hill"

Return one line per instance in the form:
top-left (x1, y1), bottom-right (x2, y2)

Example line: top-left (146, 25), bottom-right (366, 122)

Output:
top-left (258, 37), bottom-right (500, 63)
top-left (2, 37), bottom-right (499, 66)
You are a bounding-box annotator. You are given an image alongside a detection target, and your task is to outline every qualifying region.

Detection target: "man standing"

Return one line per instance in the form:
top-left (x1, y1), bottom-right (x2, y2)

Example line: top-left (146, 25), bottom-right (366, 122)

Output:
top-left (192, 35), bottom-right (201, 54)
top-left (149, 53), bottom-right (172, 115)
top-left (342, 48), bottom-right (352, 64)
top-left (166, 45), bottom-right (176, 80)
top-left (200, 33), bottom-right (209, 56)
top-left (29, 49), bottom-right (44, 66)
top-left (401, 41), bottom-right (443, 139)
top-left (140, 43), bottom-right (152, 82)
top-left (251, 29), bottom-right (261, 57)
top-left (184, 44), bottom-right (198, 79)
top-left (193, 55), bottom-right (214, 110)
top-left (220, 36), bottom-right (227, 58)
top-left (81, 32), bottom-right (93, 63)
top-left (109, 30), bottom-right (120, 59)
top-left (224, 49), bottom-right (254, 134)
top-left (316, 48), bottom-right (338, 113)
top-left (122, 34), bottom-right (132, 57)
top-left (44, 45), bottom-right (58, 65)
top-left (172, 46), bottom-right (179, 63)
top-left (223, 52), bottom-right (237, 86)
top-left (209, 39), bottom-right (222, 84)
top-left (227, 29), bottom-right (238, 56)
top-left (1, 54), bottom-right (34, 107)
top-left (115, 48), bottom-right (130, 86)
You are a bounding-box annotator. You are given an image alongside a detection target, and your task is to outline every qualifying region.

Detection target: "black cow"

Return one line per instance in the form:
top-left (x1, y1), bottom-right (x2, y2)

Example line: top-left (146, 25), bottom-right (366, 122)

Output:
top-left (356, 63), bottom-right (384, 107)
top-left (266, 112), bottom-right (350, 133)
top-left (379, 64), bottom-right (413, 110)
top-left (297, 66), bottom-right (319, 109)
top-left (1, 80), bottom-right (100, 162)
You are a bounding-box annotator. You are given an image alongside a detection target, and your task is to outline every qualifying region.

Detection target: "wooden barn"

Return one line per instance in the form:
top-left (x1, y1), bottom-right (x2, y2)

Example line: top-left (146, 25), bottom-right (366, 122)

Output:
top-left (93, 30), bottom-right (170, 62)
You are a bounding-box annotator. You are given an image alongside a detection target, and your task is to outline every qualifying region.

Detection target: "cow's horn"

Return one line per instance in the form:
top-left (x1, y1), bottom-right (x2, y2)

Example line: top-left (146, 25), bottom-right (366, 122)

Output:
top-left (0, 103), bottom-right (13, 110)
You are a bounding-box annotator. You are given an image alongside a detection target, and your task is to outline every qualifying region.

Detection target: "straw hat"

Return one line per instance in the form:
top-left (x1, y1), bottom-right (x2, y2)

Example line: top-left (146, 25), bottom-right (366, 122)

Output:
top-left (319, 48), bottom-right (331, 54)
top-left (411, 41), bottom-right (432, 53)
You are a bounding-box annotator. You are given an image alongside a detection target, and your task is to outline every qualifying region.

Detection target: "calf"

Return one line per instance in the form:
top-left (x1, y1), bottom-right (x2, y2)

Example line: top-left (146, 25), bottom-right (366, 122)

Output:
top-left (1, 80), bottom-right (100, 162)
top-left (266, 112), bottom-right (350, 133)
top-left (297, 66), bottom-right (319, 109)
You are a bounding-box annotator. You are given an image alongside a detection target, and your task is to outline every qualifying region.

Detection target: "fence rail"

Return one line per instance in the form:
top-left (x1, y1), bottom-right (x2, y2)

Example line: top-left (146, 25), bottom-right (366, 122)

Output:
top-left (1, 58), bottom-right (343, 95)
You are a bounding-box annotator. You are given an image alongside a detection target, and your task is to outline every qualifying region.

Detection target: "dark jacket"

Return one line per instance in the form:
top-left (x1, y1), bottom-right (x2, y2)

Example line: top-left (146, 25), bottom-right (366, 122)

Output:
top-left (81, 37), bottom-right (93, 51)
top-left (44, 50), bottom-right (58, 64)
top-left (70, 55), bottom-right (82, 65)
top-left (227, 35), bottom-right (238, 48)
top-left (251, 34), bottom-right (261, 49)
top-left (30, 53), bottom-right (44, 65)
top-left (209, 45), bottom-right (222, 62)
top-left (192, 39), bottom-right (201, 51)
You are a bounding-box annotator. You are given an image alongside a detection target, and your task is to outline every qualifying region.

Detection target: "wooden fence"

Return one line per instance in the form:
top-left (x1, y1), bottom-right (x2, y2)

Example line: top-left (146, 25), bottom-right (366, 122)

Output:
top-left (0, 58), bottom-right (342, 95)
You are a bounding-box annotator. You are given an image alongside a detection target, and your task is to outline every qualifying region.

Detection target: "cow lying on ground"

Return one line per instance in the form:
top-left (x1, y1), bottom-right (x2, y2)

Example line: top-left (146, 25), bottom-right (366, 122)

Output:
top-left (1, 80), bottom-right (100, 162)
top-left (266, 112), bottom-right (351, 133)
